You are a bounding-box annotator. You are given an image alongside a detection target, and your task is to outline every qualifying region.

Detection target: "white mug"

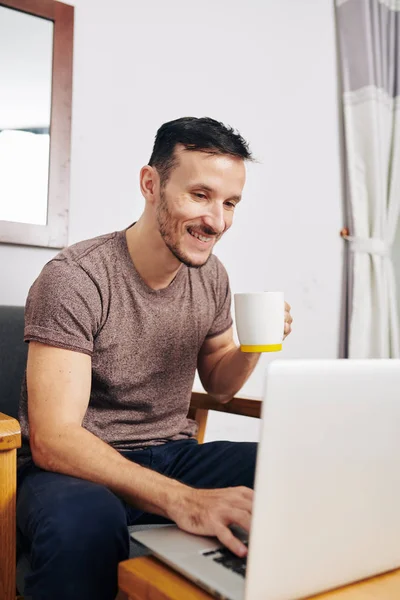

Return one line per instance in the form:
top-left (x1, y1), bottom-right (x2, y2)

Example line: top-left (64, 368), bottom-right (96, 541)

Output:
top-left (234, 291), bottom-right (284, 352)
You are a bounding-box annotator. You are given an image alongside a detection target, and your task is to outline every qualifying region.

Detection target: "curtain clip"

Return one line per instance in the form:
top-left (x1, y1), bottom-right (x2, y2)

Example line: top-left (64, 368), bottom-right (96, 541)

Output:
top-left (340, 228), bottom-right (390, 257)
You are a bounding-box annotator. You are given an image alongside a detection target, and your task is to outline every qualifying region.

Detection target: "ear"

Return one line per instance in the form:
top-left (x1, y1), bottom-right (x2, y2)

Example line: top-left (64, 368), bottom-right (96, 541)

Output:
top-left (140, 165), bottom-right (160, 205)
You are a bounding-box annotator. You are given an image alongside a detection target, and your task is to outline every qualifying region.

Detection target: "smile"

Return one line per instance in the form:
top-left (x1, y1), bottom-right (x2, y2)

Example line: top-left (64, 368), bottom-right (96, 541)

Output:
top-left (188, 229), bottom-right (213, 243)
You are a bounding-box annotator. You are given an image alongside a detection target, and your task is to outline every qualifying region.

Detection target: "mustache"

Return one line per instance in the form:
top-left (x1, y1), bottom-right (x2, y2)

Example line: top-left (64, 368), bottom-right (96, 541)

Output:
top-left (188, 225), bottom-right (221, 237)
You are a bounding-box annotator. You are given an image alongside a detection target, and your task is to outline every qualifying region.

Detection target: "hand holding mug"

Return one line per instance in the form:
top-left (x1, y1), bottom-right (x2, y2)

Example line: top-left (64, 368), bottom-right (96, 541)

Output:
top-left (284, 301), bottom-right (293, 339)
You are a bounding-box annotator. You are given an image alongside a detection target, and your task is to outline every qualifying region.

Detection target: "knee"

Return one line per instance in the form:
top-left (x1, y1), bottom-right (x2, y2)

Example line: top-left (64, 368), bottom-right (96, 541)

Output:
top-left (59, 486), bottom-right (127, 552)
top-left (18, 473), bottom-right (129, 600)
top-left (33, 484), bottom-right (129, 563)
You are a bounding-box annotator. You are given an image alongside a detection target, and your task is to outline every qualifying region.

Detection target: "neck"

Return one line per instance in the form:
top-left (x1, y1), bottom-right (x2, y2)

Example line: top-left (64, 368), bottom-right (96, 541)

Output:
top-left (125, 216), bottom-right (182, 290)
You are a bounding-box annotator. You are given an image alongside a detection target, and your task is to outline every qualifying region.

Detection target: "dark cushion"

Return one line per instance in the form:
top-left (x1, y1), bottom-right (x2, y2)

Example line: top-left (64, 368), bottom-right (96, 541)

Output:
top-left (0, 305), bottom-right (27, 418)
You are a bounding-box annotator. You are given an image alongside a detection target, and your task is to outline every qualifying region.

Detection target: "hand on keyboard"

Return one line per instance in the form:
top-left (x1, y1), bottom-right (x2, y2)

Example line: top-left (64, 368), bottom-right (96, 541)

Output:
top-left (168, 485), bottom-right (253, 557)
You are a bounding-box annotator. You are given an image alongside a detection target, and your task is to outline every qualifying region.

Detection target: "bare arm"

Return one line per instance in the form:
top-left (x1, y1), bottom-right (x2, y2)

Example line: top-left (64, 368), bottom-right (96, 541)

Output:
top-left (27, 341), bottom-right (184, 516)
top-left (197, 328), bottom-right (260, 403)
top-left (28, 341), bottom-right (251, 556)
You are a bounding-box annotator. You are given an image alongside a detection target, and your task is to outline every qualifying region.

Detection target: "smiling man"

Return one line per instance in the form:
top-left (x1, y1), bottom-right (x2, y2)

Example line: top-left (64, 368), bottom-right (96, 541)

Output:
top-left (152, 143), bottom-right (243, 268)
top-left (16, 117), bottom-right (293, 600)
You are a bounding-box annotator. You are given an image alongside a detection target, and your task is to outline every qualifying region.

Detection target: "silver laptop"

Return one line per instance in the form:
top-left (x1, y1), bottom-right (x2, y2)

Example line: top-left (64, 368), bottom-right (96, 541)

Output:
top-left (131, 359), bottom-right (400, 600)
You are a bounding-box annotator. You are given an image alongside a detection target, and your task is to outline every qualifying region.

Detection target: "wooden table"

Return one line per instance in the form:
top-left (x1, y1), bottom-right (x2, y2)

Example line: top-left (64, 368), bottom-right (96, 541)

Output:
top-left (118, 556), bottom-right (400, 599)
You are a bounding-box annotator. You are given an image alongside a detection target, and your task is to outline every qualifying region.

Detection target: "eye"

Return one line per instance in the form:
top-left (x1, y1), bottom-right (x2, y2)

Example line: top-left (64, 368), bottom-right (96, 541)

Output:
top-left (224, 201), bottom-right (236, 210)
top-left (194, 192), bottom-right (207, 200)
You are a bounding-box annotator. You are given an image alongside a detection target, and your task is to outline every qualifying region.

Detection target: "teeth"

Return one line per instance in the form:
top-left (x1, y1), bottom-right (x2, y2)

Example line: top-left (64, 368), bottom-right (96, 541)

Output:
top-left (190, 230), bottom-right (211, 243)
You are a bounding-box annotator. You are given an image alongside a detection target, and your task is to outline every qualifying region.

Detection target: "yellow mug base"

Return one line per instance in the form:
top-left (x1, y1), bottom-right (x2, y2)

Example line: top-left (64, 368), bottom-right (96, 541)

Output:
top-left (240, 344), bottom-right (282, 353)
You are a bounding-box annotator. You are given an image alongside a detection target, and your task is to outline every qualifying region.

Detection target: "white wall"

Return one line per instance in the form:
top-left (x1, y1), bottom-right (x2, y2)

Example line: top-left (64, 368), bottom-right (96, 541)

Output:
top-left (0, 0), bottom-right (344, 441)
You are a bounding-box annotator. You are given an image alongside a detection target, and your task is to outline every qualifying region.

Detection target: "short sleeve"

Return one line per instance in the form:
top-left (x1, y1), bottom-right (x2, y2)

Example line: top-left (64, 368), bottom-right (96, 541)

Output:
top-left (206, 259), bottom-right (233, 339)
top-left (24, 258), bottom-right (102, 356)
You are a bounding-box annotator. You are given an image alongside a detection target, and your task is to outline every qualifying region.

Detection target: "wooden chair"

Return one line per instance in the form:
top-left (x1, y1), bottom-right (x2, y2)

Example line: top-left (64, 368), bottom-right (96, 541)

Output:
top-left (0, 306), bottom-right (262, 600)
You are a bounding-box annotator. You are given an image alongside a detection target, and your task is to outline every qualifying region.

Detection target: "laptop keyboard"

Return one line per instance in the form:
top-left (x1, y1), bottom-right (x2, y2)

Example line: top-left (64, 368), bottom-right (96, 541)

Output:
top-left (202, 543), bottom-right (248, 578)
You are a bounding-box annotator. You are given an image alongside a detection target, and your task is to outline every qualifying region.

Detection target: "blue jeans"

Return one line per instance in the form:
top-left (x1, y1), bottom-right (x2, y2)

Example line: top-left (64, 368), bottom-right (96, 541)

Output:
top-left (17, 439), bottom-right (257, 600)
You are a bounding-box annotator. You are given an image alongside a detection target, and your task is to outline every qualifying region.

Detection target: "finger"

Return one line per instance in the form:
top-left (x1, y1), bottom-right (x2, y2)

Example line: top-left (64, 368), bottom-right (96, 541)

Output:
top-left (229, 508), bottom-right (252, 533)
top-left (283, 325), bottom-right (292, 340)
top-left (216, 524), bottom-right (248, 557)
top-left (237, 486), bottom-right (254, 502)
top-left (228, 487), bottom-right (253, 513)
top-left (284, 322), bottom-right (291, 334)
top-left (285, 302), bottom-right (291, 312)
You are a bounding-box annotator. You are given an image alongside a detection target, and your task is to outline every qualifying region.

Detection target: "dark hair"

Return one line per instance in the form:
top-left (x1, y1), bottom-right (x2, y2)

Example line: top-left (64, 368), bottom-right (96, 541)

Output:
top-left (149, 117), bottom-right (253, 185)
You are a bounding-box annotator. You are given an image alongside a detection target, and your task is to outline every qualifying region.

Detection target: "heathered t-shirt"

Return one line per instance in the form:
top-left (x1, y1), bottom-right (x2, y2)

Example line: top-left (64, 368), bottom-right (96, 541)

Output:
top-left (18, 228), bottom-right (232, 466)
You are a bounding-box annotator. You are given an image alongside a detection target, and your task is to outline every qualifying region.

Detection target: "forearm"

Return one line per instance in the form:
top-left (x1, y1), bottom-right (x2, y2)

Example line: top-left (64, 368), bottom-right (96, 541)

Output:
top-left (206, 346), bottom-right (260, 402)
top-left (31, 424), bottom-right (186, 517)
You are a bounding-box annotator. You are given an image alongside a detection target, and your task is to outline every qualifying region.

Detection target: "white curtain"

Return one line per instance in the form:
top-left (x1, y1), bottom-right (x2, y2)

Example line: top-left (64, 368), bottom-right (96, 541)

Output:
top-left (336, 0), bottom-right (400, 358)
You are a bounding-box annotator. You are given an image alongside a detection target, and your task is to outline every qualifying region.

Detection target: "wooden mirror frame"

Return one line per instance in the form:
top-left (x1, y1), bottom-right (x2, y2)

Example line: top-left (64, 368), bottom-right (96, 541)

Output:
top-left (0, 0), bottom-right (74, 249)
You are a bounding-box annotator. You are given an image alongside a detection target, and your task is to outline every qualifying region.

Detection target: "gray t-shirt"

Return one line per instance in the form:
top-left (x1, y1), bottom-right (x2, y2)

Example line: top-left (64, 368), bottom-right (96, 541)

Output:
top-left (18, 228), bottom-right (232, 466)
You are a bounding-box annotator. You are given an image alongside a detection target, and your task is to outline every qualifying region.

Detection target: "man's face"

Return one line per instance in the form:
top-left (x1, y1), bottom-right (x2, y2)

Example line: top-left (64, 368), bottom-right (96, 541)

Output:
top-left (156, 147), bottom-right (246, 268)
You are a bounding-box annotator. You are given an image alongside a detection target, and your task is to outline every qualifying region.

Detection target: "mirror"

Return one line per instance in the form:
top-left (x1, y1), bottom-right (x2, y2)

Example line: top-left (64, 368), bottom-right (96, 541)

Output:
top-left (0, 6), bottom-right (53, 226)
top-left (0, 0), bottom-right (73, 248)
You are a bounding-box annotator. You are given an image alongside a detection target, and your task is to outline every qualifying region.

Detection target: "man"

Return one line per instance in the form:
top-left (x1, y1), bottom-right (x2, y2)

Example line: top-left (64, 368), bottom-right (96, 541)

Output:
top-left (17, 117), bottom-right (293, 600)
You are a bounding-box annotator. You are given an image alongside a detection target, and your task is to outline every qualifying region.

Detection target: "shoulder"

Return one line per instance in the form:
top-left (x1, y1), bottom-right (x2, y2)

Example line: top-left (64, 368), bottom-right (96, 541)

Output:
top-left (27, 230), bottom-right (124, 311)
top-left (23, 233), bottom-right (123, 349)
top-left (53, 230), bottom-right (120, 268)
top-left (37, 230), bottom-right (122, 286)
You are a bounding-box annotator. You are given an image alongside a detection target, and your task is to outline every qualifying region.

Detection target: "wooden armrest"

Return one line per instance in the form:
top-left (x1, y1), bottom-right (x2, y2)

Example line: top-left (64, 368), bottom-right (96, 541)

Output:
top-left (0, 413), bottom-right (21, 600)
top-left (0, 413), bottom-right (21, 451)
top-left (190, 392), bottom-right (262, 419)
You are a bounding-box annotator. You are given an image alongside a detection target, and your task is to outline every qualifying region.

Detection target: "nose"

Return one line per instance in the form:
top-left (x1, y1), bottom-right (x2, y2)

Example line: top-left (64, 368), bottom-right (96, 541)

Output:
top-left (203, 202), bottom-right (226, 235)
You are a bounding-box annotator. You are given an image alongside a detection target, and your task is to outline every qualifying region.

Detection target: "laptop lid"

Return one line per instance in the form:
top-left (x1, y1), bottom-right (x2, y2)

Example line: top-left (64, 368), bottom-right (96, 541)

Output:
top-left (246, 359), bottom-right (400, 600)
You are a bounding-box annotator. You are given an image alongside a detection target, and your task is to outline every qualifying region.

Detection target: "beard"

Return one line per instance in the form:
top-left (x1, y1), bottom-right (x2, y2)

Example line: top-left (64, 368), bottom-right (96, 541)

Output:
top-left (156, 192), bottom-right (217, 269)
